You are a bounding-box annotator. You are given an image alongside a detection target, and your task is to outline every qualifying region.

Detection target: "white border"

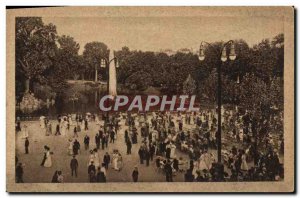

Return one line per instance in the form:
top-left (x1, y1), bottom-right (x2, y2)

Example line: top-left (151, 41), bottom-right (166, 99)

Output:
top-left (1, 0), bottom-right (298, 197)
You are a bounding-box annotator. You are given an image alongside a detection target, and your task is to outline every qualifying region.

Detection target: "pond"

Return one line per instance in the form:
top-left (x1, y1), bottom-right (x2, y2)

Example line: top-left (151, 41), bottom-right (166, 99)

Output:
top-left (16, 90), bottom-right (103, 120)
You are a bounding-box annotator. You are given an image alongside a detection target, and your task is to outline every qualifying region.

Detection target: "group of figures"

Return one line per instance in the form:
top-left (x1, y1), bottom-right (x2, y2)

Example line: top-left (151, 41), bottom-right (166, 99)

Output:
top-left (121, 107), bottom-right (284, 182)
top-left (39, 113), bottom-right (92, 137)
top-left (15, 105), bottom-right (284, 183)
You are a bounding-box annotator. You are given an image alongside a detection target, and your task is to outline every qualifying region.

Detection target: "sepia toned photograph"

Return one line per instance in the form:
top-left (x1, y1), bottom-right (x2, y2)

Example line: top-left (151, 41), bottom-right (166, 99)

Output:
top-left (6, 6), bottom-right (294, 192)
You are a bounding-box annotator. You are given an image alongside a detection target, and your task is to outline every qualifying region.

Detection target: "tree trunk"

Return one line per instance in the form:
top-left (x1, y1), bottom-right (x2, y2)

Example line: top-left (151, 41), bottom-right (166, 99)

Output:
top-left (95, 68), bottom-right (98, 82)
top-left (25, 78), bottom-right (30, 93)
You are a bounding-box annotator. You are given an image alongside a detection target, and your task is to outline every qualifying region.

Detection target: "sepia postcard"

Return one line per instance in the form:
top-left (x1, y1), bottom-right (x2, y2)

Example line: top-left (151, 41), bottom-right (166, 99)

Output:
top-left (6, 6), bottom-right (294, 193)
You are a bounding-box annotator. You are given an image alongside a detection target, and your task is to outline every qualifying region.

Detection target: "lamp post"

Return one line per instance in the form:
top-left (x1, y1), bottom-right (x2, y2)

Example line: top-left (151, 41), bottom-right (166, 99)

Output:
top-left (198, 40), bottom-right (236, 163)
top-left (100, 49), bottom-right (119, 125)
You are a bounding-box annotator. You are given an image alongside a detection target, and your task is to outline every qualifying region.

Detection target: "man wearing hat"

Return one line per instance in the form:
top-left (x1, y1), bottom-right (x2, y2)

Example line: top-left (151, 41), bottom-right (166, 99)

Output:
top-left (88, 161), bottom-right (96, 181)
top-left (132, 166), bottom-right (139, 182)
top-left (70, 155), bottom-right (79, 177)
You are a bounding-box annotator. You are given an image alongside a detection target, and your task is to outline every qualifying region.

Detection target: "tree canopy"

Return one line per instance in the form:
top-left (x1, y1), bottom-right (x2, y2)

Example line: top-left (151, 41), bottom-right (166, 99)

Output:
top-left (15, 17), bottom-right (284, 116)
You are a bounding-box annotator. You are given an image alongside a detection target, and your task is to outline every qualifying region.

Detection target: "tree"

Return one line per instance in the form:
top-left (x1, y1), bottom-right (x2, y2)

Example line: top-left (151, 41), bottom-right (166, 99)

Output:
top-left (199, 69), bottom-right (236, 104)
top-left (83, 42), bottom-right (108, 81)
top-left (239, 73), bottom-right (269, 111)
top-left (183, 74), bottom-right (196, 95)
top-left (250, 39), bottom-right (277, 82)
top-left (56, 35), bottom-right (82, 80)
top-left (16, 17), bottom-right (58, 92)
top-left (271, 34), bottom-right (284, 77)
top-left (222, 39), bottom-right (252, 82)
top-left (125, 71), bottom-right (152, 91)
top-left (268, 77), bottom-right (284, 110)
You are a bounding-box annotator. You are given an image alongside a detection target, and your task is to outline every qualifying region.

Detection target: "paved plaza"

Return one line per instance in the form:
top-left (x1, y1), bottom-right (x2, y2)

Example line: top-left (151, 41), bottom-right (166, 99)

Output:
top-left (16, 114), bottom-right (283, 183)
top-left (16, 117), bottom-right (201, 183)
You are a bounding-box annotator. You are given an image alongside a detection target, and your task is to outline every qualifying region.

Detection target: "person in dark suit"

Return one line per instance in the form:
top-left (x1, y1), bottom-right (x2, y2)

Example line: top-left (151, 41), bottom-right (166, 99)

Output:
top-left (164, 160), bottom-right (173, 182)
top-left (40, 145), bottom-right (48, 166)
top-left (73, 139), bottom-right (80, 155)
top-left (84, 119), bottom-right (88, 130)
top-left (16, 163), bottom-right (24, 183)
top-left (132, 166), bottom-right (139, 182)
top-left (84, 135), bottom-right (90, 150)
top-left (126, 139), bottom-right (132, 154)
top-left (73, 126), bottom-right (78, 138)
top-left (145, 149), bottom-right (150, 166)
top-left (124, 130), bottom-right (129, 143)
top-left (51, 170), bottom-right (59, 183)
top-left (89, 170), bottom-right (97, 183)
top-left (110, 130), bottom-right (115, 143)
top-left (184, 168), bottom-right (195, 182)
top-left (88, 161), bottom-right (96, 180)
top-left (25, 138), bottom-right (29, 154)
top-left (95, 133), bottom-right (100, 150)
top-left (166, 146), bottom-right (171, 159)
top-left (138, 146), bottom-right (145, 164)
top-left (70, 155), bottom-right (78, 177)
top-left (16, 120), bottom-right (21, 132)
top-left (103, 152), bottom-right (111, 169)
top-left (173, 158), bottom-right (179, 172)
top-left (149, 143), bottom-right (156, 161)
top-left (96, 167), bottom-right (106, 183)
top-left (55, 123), bottom-right (60, 135)
top-left (101, 135), bottom-right (106, 150)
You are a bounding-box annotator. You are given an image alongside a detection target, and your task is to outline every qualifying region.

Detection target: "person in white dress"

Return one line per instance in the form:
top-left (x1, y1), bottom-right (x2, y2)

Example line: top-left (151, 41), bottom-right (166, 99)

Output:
top-left (60, 119), bottom-right (68, 136)
top-left (44, 147), bottom-right (52, 168)
top-left (81, 120), bottom-right (85, 132)
top-left (22, 124), bottom-right (29, 139)
top-left (112, 151), bottom-right (119, 171)
top-left (40, 116), bottom-right (46, 129)
top-left (88, 150), bottom-right (95, 166)
top-left (204, 152), bottom-right (214, 170)
top-left (68, 115), bottom-right (73, 127)
top-left (170, 143), bottom-right (176, 159)
top-left (198, 153), bottom-right (209, 171)
top-left (239, 130), bottom-right (244, 142)
top-left (95, 115), bottom-right (100, 125)
top-left (192, 159), bottom-right (199, 177)
top-left (240, 151), bottom-right (248, 171)
top-left (68, 139), bottom-right (73, 156)
top-left (116, 152), bottom-right (123, 171)
top-left (93, 149), bottom-right (100, 169)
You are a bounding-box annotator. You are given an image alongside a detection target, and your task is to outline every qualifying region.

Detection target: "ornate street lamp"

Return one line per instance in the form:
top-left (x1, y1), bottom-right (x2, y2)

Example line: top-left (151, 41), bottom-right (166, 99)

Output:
top-left (198, 40), bottom-right (237, 164)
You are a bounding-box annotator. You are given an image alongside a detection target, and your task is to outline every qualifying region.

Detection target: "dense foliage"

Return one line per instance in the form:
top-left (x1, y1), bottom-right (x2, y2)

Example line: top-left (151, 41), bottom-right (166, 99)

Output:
top-left (16, 17), bottom-right (284, 114)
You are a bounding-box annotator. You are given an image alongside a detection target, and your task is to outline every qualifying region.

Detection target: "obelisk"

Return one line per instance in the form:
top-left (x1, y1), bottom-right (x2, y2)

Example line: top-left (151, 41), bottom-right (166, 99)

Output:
top-left (108, 50), bottom-right (117, 97)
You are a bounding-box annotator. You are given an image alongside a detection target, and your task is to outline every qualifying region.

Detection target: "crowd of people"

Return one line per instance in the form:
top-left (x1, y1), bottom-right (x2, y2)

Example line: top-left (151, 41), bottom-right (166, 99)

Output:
top-left (15, 106), bottom-right (284, 183)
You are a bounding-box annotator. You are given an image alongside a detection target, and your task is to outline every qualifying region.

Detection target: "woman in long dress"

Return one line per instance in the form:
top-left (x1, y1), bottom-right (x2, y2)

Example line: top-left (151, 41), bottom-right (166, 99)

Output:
top-left (46, 122), bottom-right (52, 136)
top-left (95, 115), bottom-right (100, 125)
top-left (60, 120), bottom-right (65, 136)
top-left (112, 152), bottom-right (119, 170)
top-left (68, 115), bottom-right (73, 127)
top-left (117, 153), bottom-right (123, 171)
top-left (93, 149), bottom-right (100, 168)
top-left (40, 116), bottom-right (46, 129)
top-left (204, 152), bottom-right (214, 170)
top-left (240, 151), bottom-right (248, 171)
top-left (199, 152), bottom-right (209, 171)
top-left (44, 147), bottom-right (52, 168)
top-left (88, 150), bottom-right (95, 166)
top-left (62, 119), bottom-right (68, 136)
top-left (81, 120), bottom-right (85, 132)
top-left (22, 124), bottom-right (29, 139)
top-left (68, 139), bottom-right (73, 156)
top-left (192, 159), bottom-right (199, 177)
top-left (170, 143), bottom-right (176, 158)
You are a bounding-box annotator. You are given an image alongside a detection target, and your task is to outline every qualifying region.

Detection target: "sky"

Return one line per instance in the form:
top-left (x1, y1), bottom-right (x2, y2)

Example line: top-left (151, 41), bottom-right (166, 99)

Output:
top-left (43, 16), bottom-right (284, 54)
